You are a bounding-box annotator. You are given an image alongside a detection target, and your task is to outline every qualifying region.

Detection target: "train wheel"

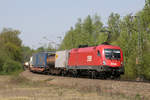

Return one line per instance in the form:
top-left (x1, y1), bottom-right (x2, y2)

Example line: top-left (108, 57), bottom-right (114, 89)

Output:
top-left (72, 70), bottom-right (78, 78)
top-left (29, 67), bottom-right (32, 72)
top-left (91, 71), bottom-right (96, 79)
top-left (110, 74), bottom-right (120, 80)
top-left (115, 74), bottom-right (121, 80)
top-left (46, 68), bottom-right (51, 75)
top-left (61, 70), bottom-right (66, 76)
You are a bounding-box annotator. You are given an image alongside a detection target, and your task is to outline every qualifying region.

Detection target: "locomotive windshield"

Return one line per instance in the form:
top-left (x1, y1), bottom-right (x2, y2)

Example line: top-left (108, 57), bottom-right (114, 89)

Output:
top-left (104, 49), bottom-right (120, 59)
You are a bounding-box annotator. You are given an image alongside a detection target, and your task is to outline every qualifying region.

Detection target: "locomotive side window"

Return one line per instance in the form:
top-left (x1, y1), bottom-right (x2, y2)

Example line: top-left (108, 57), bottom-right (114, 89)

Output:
top-left (104, 49), bottom-right (120, 59)
top-left (97, 50), bottom-right (101, 56)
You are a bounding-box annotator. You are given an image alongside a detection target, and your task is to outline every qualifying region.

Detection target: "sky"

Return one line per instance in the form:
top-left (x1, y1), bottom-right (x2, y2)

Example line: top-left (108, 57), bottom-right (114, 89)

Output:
top-left (0, 0), bottom-right (145, 49)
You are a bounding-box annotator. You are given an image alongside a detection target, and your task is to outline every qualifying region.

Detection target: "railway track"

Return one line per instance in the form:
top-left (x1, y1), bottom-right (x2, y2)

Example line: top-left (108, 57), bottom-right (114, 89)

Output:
top-left (27, 68), bottom-right (150, 84)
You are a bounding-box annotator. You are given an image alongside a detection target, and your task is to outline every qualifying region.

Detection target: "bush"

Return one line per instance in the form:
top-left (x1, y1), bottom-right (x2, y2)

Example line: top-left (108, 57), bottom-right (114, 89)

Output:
top-left (123, 53), bottom-right (137, 80)
top-left (0, 50), bottom-right (8, 72)
top-left (142, 51), bottom-right (150, 80)
top-left (2, 59), bottom-right (23, 74)
top-left (0, 57), bottom-right (5, 71)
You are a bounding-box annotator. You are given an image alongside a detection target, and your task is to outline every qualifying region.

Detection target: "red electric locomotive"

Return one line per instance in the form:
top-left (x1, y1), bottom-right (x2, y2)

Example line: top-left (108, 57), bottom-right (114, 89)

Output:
top-left (67, 44), bottom-right (124, 78)
top-left (29, 43), bottom-right (124, 79)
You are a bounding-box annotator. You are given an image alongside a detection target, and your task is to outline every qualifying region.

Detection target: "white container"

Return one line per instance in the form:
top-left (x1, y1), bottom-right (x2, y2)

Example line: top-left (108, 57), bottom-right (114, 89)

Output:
top-left (55, 50), bottom-right (69, 68)
top-left (29, 56), bottom-right (33, 67)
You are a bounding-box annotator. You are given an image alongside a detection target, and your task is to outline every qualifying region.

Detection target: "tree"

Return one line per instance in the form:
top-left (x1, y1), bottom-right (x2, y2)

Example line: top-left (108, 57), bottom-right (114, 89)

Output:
top-left (22, 46), bottom-right (33, 62)
top-left (92, 14), bottom-right (103, 45)
top-left (81, 15), bottom-right (93, 45)
top-left (0, 28), bottom-right (23, 73)
top-left (0, 28), bottom-right (22, 47)
top-left (107, 13), bottom-right (121, 42)
top-left (74, 18), bottom-right (82, 47)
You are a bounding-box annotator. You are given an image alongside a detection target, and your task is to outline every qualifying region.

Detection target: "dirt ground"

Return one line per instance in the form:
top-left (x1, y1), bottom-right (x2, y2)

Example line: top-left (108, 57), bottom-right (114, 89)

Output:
top-left (0, 70), bottom-right (150, 100)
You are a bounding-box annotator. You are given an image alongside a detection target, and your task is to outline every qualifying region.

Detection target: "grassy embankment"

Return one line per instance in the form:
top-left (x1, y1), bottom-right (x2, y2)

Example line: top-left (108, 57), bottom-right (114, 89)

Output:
top-left (0, 72), bottom-right (148, 100)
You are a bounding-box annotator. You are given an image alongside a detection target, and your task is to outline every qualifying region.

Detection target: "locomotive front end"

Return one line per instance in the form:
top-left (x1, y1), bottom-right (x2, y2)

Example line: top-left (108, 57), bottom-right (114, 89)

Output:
top-left (99, 45), bottom-right (124, 77)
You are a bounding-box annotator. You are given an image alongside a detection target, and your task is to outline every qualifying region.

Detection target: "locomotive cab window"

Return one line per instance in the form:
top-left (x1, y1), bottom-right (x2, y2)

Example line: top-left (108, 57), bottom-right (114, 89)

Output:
top-left (104, 49), bottom-right (120, 59)
top-left (97, 50), bottom-right (101, 56)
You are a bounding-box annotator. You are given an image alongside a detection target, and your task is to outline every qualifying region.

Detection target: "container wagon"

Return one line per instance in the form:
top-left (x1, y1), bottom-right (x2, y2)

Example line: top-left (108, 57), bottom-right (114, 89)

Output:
top-left (29, 51), bottom-right (56, 73)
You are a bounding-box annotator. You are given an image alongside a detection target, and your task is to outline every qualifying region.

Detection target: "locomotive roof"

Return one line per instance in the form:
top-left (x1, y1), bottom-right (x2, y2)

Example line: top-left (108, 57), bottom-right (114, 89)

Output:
top-left (97, 44), bottom-right (121, 49)
top-left (70, 44), bottom-right (121, 53)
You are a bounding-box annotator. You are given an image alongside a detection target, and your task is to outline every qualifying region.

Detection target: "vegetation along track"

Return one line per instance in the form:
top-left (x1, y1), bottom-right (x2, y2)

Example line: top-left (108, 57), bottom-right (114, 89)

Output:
top-left (21, 70), bottom-right (150, 99)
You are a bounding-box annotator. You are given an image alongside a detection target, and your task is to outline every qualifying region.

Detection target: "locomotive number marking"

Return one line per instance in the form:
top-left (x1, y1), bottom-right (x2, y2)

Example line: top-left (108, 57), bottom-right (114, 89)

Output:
top-left (87, 56), bottom-right (92, 62)
top-left (111, 63), bottom-right (117, 65)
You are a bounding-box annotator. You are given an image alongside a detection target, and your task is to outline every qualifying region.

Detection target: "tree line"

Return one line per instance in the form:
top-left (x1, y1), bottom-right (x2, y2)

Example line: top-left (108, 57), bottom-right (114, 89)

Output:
top-left (59, 0), bottom-right (150, 80)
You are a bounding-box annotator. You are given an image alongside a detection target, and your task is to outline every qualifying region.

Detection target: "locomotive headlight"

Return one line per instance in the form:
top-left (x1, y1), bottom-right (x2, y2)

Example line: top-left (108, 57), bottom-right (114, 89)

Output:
top-left (121, 62), bottom-right (124, 66)
top-left (103, 61), bottom-right (106, 65)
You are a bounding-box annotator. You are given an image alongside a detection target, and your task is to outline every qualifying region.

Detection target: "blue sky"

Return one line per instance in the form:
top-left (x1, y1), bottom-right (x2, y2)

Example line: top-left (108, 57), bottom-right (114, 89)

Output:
top-left (0, 0), bottom-right (145, 49)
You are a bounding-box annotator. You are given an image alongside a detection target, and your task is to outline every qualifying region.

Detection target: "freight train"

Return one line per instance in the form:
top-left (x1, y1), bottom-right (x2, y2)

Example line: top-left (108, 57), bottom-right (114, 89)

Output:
top-left (29, 43), bottom-right (124, 79)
